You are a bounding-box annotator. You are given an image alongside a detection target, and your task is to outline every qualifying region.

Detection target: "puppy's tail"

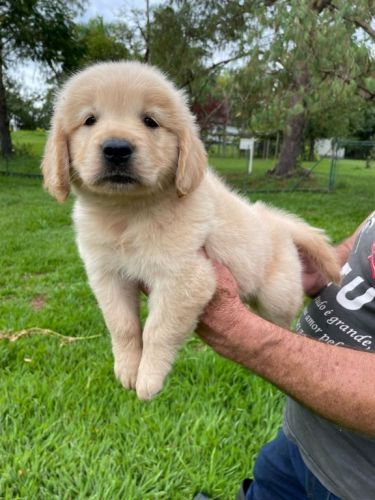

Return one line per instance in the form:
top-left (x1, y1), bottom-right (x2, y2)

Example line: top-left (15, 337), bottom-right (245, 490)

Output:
top-left (255, 202), bottom-right (341, 285)
top-left (287, 216), bottom-right (341, 285)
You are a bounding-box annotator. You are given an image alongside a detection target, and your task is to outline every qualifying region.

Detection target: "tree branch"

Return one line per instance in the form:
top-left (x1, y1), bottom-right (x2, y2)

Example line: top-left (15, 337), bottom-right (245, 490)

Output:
top-left (181, 51), bottom-right (253, 89)
top-left (311, 0), bottom-right (332, 13)
top-left (320, 68), bottom-right (375, 101)
top-left (343, 14), bottom-right (375, 39)
top-left (326, 2), bottom-right (375, 39)
top-left (199, 100), bottom-right (226, 130)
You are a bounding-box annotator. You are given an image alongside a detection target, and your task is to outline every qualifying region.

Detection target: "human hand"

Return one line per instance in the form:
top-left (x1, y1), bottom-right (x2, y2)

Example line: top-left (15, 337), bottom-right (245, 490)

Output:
top-left (299, 249), bottom-right (329, 297)
top-left (197, 260), bottom-right (249, 357)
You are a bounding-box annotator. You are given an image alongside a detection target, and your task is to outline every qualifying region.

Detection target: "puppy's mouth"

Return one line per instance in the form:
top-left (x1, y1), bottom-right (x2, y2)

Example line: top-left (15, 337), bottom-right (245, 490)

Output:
top-left (97, 173), bottom-right (139, 185)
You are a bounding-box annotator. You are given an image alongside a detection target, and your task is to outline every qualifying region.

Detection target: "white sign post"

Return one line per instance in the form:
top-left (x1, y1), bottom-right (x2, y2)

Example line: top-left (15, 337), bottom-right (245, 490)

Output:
top-left (240, 138), bottom-right (256, 174)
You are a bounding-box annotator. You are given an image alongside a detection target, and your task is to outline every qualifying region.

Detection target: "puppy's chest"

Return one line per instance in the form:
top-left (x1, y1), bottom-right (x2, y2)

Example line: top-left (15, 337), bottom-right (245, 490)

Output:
top-left (81, 212), bottom-right (196, 276)
top-left (118, 218), bottom-right (173, 257)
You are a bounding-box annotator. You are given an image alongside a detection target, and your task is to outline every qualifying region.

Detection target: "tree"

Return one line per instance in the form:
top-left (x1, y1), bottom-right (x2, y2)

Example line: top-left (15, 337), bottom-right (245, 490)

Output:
top-left (230, 0), bottom-right (375, 176)
top-left (272, 0), bottom-right (375, 176)
top-left (353, 107), bottom-right (375, 141)
top-left (303, 84), bottom-right (367, 160)
top-left (6, 79), bottom-right (54, 130)
top-left (116, 1), bottom-right (256, 116)
top-left (0, 0), bottom-right (84, 156)
top-left (78, 17), bottom-right (131, 65)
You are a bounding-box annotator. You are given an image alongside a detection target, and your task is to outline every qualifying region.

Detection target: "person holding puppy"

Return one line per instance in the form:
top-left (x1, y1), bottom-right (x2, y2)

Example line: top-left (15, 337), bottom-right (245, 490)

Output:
top-left (198, 212), bottom-right (375, 500)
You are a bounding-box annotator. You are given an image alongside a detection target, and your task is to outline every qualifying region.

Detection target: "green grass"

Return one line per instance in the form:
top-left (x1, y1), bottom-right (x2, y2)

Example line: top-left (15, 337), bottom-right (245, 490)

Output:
top-left (0, 130), bottom-right (46, 176)
top-left (0, 132), bottom-right (374, 498)
top-left (12, 130), bottom-right (47, 157)
top-left (210, 154), bottom-right (372, 193)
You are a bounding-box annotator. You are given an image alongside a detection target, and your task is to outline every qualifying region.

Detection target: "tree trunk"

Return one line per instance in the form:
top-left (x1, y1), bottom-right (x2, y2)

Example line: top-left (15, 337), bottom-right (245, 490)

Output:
top-left (274, 132), bottom-right (280, 159)
top-left (271, 1), bottom-right (336, 177)
top-left (271, 62), bottom-right (309, 177)
top-left (272, 103), bottom-right (306, 176)
top-left (144, 0), bottom-right (151, 63)
top-left (0, 55), bottom-right (12, 157)
top-left (308, 137), bottom-right (315, 161)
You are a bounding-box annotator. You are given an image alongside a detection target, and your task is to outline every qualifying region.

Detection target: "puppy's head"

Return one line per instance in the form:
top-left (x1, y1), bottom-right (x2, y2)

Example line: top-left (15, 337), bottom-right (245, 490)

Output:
top-left (42, 61), bottom-right (207, 202)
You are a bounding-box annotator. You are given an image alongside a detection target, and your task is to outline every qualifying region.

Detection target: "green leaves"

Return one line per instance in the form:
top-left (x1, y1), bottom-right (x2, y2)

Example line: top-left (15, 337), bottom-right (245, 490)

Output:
top-left (0, 0), bottom-right (85, 71)
top-left (364, 77), bottom-right (375, 94)
top-left (289, 102), bottom-right (305, 117)
top-left (78, 18), bottom-right (131, 65)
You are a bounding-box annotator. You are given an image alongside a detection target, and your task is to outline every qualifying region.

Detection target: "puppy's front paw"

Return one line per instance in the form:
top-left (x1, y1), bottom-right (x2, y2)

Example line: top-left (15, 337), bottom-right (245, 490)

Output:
top-left (114, 351), bottom-right (142, 390)
top-left (135, 371), bottom-right (165, 400)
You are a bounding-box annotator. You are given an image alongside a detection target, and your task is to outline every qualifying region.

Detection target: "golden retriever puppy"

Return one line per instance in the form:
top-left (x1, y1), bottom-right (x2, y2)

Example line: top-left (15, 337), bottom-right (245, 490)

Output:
top-left (42, 61), bottom-right (340, 400)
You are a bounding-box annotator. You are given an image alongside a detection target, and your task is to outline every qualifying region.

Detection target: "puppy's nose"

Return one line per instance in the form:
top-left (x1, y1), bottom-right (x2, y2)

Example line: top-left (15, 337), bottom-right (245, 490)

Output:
top-left (102, 139), bottom-right (134, 166)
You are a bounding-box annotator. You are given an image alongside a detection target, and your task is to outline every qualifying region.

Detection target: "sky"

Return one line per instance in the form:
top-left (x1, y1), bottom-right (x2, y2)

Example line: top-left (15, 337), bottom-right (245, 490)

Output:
top-left (80, 0), bottom-right (141, 22)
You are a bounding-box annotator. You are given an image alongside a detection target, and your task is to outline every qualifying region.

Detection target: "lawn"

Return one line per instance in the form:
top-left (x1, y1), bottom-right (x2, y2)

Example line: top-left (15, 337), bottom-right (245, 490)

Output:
top-left (0, 132), bottom-right (374, 498)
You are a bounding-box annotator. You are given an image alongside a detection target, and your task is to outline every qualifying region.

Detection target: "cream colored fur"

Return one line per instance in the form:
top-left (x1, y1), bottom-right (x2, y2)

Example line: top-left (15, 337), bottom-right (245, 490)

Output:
top-left (42, 61), bottom-right (341, 400)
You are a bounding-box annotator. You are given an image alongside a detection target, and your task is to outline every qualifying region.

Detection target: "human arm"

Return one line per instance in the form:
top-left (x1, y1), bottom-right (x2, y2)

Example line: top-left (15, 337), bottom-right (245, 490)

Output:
top-left (198, 262), bottom-right (375, 436)
top-left (198, 216), bottom-right (375, 436)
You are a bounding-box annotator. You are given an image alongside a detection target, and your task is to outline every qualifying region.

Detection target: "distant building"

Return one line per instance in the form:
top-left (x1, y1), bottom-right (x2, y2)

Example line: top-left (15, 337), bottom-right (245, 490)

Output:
top-left (9, 117), bottom-right (19, 132)
top-left (206, 124), bottom-right (240, 144)
top-left (315, 139), bottom-right (345, 158)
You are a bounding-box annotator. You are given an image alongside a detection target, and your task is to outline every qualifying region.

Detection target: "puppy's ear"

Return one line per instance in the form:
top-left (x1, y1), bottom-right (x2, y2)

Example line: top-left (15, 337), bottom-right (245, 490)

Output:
top-left (176, 125), bottom-right (207, 197)
top-left (41, 117), bottom-right (70, 202)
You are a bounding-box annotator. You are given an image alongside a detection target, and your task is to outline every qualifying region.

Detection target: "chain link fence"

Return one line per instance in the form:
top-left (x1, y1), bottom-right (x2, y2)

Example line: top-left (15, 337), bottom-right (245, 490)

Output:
top-left (0, 130), bottom-right (44, 178)
top-left (1, 131), bottom-right (374, 195)
top-left (328, 140), bottom-right (375, 191)
top-left (205, 134), bottom-right (375, 193)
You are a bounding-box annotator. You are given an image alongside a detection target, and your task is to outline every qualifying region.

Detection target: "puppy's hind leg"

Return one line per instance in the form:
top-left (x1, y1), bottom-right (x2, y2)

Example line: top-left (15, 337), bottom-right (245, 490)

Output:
top-left (136, 257), bottom-right (216, 400)
top-left (256, 280), bottom-right (303, 328)
top-left (255, 249), bottom-right (304, 328)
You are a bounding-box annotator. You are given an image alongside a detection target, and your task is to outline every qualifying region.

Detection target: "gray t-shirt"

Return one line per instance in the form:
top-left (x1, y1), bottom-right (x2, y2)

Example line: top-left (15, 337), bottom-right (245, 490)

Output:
top-left (283, 212), bottom-right (375, 500)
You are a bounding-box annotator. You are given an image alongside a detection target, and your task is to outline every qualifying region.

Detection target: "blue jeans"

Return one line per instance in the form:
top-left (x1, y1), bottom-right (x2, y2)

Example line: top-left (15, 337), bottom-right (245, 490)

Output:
top-left (246, 429), bottom-right (340, 500)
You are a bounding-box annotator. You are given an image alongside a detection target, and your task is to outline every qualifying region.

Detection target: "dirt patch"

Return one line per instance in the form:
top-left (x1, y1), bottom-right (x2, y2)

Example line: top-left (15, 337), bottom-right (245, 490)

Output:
top-left (30, 295), bottom-right (46, 311)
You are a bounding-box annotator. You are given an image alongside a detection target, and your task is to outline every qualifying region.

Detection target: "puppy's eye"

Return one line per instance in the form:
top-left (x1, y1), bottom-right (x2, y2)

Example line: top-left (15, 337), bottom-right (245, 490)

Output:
top-left (143, 116), bottom-right (159, 129)
top-left (84, 115), bottom-right (97, 126)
